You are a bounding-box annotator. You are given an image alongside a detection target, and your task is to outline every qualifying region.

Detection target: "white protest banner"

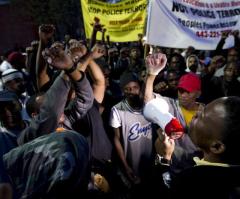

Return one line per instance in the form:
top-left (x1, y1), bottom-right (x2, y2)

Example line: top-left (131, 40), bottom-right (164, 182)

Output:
top-left (146, 0), bottom-right (240, 50)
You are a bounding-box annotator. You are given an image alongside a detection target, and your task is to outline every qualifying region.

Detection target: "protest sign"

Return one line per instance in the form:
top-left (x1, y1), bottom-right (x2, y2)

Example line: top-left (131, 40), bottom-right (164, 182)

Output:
top-left (146, 0), bottom-right (240, 50)
top-left (81, 0), bottom-right (148, 42)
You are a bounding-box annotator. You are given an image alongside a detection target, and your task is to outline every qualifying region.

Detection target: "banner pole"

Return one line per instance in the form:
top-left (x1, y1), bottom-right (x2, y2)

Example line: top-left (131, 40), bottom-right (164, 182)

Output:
top-left (144, 0), bottom-right (150, 60)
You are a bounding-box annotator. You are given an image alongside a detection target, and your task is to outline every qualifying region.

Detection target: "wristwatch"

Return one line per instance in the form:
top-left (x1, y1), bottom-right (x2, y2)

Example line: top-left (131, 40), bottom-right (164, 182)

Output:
top-left (155, 154), bottom-right (171, 166)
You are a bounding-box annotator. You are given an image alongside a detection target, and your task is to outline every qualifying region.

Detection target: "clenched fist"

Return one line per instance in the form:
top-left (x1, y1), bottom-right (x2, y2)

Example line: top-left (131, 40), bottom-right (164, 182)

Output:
top-left (145, 53), bottom-right (167, 75)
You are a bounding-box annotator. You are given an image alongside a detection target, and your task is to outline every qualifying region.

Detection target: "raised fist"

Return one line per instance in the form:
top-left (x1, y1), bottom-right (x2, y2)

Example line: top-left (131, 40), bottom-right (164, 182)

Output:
top-left (39, 24), bottom-right (55, 44)
top-left (31, 40), bottom-right (39, 48)
top-left (42, 42), bottom-right (73, 70)
top-left (91, 43), bottom-right (106, 59)
top-left (69, 41), bottom-right (87, 63)
top-left (145, 53), bottom-right (167, 75)
top-left (221, 30), bottom-right (231, 39)
top-left (91, 17), bottom-right (104, 32)
top-left (232, 30), bottom-right (239, 37)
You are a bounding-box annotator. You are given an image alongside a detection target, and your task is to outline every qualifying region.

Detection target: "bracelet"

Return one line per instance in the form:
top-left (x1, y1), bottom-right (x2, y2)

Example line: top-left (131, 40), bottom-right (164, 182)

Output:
top-left (64, 63), bottom-right (77, 74)
top-left (155, 154), bottom-right (171, 166)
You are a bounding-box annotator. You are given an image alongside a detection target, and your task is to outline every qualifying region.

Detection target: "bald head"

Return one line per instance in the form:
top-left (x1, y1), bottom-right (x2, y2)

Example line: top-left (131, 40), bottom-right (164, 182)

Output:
top-left (189, 97), bottom-right (240, 164)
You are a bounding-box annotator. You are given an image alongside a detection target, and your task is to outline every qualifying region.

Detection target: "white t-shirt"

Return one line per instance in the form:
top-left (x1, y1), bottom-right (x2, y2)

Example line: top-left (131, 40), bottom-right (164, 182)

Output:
top-left (109, 99), bottom-right (153, 177)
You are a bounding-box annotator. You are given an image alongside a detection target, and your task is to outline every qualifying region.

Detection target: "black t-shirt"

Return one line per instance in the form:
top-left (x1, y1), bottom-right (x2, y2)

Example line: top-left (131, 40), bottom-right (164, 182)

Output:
top-left (72, 100), bottom-right (112, 163)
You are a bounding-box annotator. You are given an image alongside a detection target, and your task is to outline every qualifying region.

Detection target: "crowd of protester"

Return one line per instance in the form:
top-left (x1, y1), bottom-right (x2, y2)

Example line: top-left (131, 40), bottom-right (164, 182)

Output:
top-left (0, 17), bottom-right (240, 199)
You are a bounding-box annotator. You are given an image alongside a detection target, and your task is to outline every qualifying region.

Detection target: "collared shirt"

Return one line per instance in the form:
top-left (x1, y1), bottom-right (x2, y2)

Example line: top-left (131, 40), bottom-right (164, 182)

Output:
top-left (193, 157), bottom-right (231, 167)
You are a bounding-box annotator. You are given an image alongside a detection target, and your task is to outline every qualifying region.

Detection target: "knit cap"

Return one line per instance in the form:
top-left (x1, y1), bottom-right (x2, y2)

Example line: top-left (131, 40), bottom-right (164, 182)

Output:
top-left (120, 72), bottom-right (140, 89)
top-left (1, 68), bottom-right (23, 84)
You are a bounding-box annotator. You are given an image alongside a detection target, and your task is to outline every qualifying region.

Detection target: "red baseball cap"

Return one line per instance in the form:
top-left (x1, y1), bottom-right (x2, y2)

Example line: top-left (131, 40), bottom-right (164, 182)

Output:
top-left (178, 73), bottom-right (201, 92)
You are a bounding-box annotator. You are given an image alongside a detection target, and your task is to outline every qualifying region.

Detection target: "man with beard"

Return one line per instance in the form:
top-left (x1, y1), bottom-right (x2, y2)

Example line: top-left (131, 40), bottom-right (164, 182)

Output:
top-left (185, 54), bottom-right (202, 75)
top-left (109, 72), bottom-right (154, 198)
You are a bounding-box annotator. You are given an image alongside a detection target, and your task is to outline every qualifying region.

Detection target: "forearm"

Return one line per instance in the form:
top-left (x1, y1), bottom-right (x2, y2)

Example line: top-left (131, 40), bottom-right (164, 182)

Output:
top-left (214, 38), bottom-right (226, 56)
top-left (114, 137), bottom-right (129, 170)
top-left (88, 60), bottom-right (105, 103)
top-left (102, 32), bottom-right (105, 44)
top-left (65, 63), bottom-right (84, 82)
top-left (64, 72), bottom-right (94, 124)
top-left (144, 74), bottom-right (157, 103)
top-left (234, 35), bottom-right (240, 49)
top-left (90, 31), bottom-right (97, 49)
top-left (37, 73), bottom-right (71, 129)
top-left (77, 53), bottom-right (94, 72)
top-left (36, 40), bottom-right (50, 90)
top-left (88, 60), bottom-right (105, 84)
top-left (144, 53), bottom-right (167, 102)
